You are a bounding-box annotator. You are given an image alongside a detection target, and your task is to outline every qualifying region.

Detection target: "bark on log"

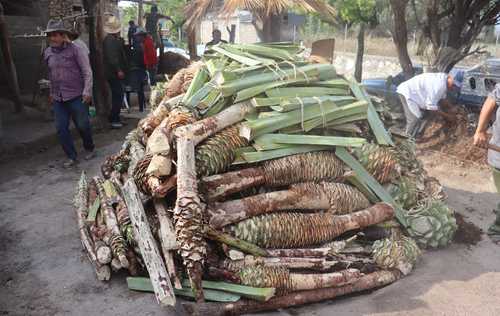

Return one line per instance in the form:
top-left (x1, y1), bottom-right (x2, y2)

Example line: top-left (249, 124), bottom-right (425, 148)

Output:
top-left (210, 182), bottom-right (369, 228)
top-left (201, 152), bottom-right (343, 202)
top-left (201, 168), bottom-right (265, 202)
top-left (266, 248), bottom-right (330, 258)
top-left (223, 257), bottom-right (337, 271)
top-left (232, 203), bottom-right (395, 248)
top-left (75, 172), bottom-right (111, 281)
top-left (183, 270), bottom-right (401, 315)
top-left (123, 179), bottom-right (176, 307)
top-left (154, 198), bottom-right (182, 289)
top-left (95, 177), bottom-right (129, 268)
top-left (173, 102), bottom-right (254, 302)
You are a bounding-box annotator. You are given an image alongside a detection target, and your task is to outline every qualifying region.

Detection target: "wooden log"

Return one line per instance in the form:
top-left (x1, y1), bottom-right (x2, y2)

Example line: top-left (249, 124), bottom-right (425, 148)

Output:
top-left (231, 203), bottom-right (394, 248)
top-left (95, 240), bottom-right (112, 265)
top-left (266, 248), bottom-right (330, 258)
top-left (154, 198), bottom-right (182, 289)
top-left (94, 177), bottom-right (129, 268)
top-left (173, 102), bottom-right (254, 302)
top-left (74, 172), bottom-right (110, 281)
top-left (183, 270), bottom-right (401, 315)
top-left (210, 182), bottom-right (369, 228)
top-left (123, 180), bottom-right (176, 307)
top-left (201, 169), bottom-right (265, 202)
top-left (201, 152), bottom-right (343, 202)
top-left (0, 3), bottom-right (23, 113)
top-left (223, 257), bottom-right (337, 271)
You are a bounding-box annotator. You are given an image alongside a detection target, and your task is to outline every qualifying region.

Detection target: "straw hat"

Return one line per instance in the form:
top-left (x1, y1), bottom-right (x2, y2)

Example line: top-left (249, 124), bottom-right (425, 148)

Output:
top-left (44, 19), bottom-right (69, 34)
top-left (103, 15), bottom-right (122, 34)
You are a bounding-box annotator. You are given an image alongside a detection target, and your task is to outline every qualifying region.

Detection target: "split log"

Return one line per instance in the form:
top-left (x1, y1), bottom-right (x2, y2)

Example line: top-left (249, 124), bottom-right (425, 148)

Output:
top-left (210, 182), bottom-right (370, 228)
top-left (74, 172), bottom-right (110, 281)
top-left (94, 177), bottom-right (129, 268)
top-left (222, 256), bottom-right (337, 271)
top-left (95, 240), bottom-right (112, 265)
top-left (123, 179), bottom-right (176, 307)
top-left (201, 151), bottom-right (345, 202)
top-left (154, 198), bottom-right (182, 289)
top-left (173, 102), bottom-right (254, 302)
top-left (183, 270), bottom-right (401, 315)
top-left (232, 203), bottom-right (395, 248)
top-left (140, 94), bottom-right (184, 137)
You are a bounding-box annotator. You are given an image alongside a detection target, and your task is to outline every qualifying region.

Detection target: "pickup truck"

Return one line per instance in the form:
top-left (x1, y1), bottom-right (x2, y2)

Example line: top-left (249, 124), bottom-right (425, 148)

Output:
top-left (362, 59), bottom-right (500, 111)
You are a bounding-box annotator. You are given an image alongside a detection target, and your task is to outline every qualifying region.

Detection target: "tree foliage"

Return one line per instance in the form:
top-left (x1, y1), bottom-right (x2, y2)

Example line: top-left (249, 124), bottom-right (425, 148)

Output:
top-left (391, 0), bottom-right (500, 73)
top-left (335, 0), bottom-right (377, 25)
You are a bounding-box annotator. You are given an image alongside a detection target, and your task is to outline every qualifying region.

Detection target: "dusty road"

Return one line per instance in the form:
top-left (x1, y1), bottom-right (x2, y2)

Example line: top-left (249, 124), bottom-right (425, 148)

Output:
top-left (1, 128), bottom-right (500, 315)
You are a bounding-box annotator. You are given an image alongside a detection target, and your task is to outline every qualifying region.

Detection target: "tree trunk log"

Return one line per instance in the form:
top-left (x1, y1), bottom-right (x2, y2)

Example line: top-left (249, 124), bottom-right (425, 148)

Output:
top-left (0, 3), bottom-right (23, 113)
top-left (75, 172), bottom-right (111, 281)
top-left (354, 23), bottom-right (366, 83)
top-left (389, 0), bottom-right (414, 79)
top-left (266, 248), bottom-right (330, 258)
top-left (154, 198), bottom-right (182, 289)
top-left (202, 151), bottom-right (343, 202)
top-left (209, 182), bottom-right (369, 228)
top-left (201, 168), bottom-right (265, 202)
top-left (222, 257), bottom-right (337, 271)
top-left (94, 177), bottom-right (129, 268)
top-left (232, 203), bottom-right (394, 249)
top-left (173, 102), bottom-right (254, 302)
top-left (123, 179), bottom-right (176, 307)
top-left (183, 270), bottom-right (401, 315)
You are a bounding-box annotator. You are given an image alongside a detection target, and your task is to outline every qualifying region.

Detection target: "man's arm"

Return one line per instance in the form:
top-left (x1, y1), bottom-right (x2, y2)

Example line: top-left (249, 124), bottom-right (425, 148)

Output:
top-left (474, 96), bottom-right (497, 148)
top-left (75, 47), bottom-right (93, 102)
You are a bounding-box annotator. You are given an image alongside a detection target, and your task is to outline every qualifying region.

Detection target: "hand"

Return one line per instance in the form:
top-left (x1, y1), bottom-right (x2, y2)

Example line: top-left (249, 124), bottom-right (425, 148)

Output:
top-left (473, 131), bottom-right (488, 148)
top-left (82, 95), bottom-right (92, 104)
top-left (117, 70), bottom-right (125, 80)
top-left (48, 95), bottom-right (53, 105)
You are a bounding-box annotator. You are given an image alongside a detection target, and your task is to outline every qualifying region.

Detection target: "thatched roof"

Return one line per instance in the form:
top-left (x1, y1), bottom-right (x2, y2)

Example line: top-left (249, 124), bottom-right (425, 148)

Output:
top-left (184, 0), bottom-right (336, 32)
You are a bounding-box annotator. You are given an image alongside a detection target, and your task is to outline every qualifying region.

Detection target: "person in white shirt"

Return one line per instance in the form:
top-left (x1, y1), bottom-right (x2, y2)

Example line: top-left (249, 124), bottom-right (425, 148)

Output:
top-left (68, 29), bottom-right (90, 55)
top-left (396, 71), bottom-right (464, 138)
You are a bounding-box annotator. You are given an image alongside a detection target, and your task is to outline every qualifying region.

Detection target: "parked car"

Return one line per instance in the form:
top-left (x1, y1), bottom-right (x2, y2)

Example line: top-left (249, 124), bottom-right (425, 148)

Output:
top-left (362, 59), bottom-right (500, 111)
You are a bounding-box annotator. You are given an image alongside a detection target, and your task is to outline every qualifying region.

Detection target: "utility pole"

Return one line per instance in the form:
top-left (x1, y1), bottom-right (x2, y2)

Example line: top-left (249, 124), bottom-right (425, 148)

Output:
top-left (0, 2), bottom-right (24, 113)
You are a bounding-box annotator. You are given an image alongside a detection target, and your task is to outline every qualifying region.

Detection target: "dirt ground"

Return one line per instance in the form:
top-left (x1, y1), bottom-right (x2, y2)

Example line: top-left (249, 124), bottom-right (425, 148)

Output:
top-left (1, 124), bottom-right (500, 315)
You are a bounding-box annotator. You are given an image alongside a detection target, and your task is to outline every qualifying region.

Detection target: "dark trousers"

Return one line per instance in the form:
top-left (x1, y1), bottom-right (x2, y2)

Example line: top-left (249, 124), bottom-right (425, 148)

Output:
top-left (127, 69), bottom-right (146, 112)
top-left (53, 97), bottom-right (94, 160)
top-left (108, 78), bottom-right (124, 123)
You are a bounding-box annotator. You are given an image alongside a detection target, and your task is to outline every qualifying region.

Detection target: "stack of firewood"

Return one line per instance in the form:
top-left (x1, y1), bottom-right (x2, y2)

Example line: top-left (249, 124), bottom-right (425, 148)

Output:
top-left (74, 43), bottom-right (457, 315)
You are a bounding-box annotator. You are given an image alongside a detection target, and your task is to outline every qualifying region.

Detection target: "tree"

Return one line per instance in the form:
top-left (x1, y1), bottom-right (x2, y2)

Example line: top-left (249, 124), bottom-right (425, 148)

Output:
top-left (389, 0), bottom-right (414, 78)
top-left (391, 0), bottom-right (500, 74)
top-left (333, 0), bottom-right (378, 82)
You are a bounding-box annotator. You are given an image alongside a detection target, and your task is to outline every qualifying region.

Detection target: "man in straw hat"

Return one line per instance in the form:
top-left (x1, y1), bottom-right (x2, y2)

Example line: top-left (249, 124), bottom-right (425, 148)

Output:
top-left (103, 15), bottom-right (127, 128)
top-left (43, 19), bottom-right (95, 168)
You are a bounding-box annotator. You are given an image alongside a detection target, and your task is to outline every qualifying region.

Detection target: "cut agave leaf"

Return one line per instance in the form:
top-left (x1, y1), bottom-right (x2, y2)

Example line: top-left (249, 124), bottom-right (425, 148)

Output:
top-left (126, 277), bottom-right (241, 302)
top-left (236, 145), bottom-right (332, 164)
top-left (254, 134), bottom-right (367, 148)
top-left (240, 100), bottom-right (367, 140)
top-left (335, 147), bottom-right (407, 227)
top-left (349, 81), bottom-right (394, 146)
top-left (266, 87), bottom-right (348, 98)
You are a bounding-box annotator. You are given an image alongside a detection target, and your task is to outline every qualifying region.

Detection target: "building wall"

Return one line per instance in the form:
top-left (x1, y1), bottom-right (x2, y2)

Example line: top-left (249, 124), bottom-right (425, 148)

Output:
top-left (199, 11), bottom-right (260, 44)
